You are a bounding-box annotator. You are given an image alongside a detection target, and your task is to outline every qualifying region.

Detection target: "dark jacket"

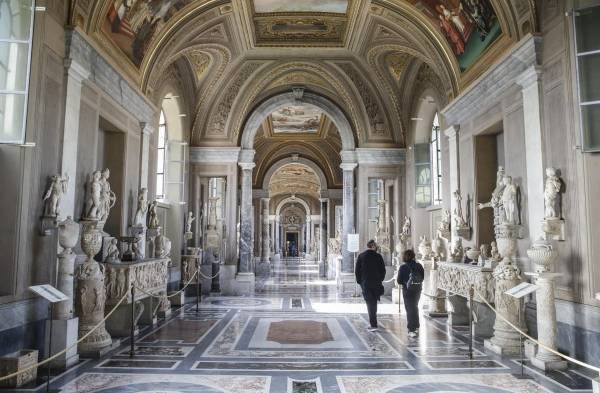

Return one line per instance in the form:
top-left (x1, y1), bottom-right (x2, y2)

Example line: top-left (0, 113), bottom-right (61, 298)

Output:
top-left (397, 260), bottom-right (425, 290)
top-left (355, 249), bottom-right (386, 300)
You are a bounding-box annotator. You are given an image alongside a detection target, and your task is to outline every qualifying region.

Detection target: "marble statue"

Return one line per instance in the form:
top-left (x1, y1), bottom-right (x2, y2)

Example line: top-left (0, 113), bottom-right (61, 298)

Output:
top-left (99, 169), bottom-right (116, 224)
top-left (401, 216), bottom-right (411, 237)
top-left (490, 241), bottom-right (501, 262)
top-left (148, 200), bottom-right (160, 229)
top-left (544, 167), bottom-right (562, 220)
top-left (432, 235), bottom-right (445, 260)
top-left (450, 238), bottom-right (463, 262)
top-left (155, 229), bottom-right (172, 258)
top-left (452, 189), bottom-right (468, 228)
top-left (501, 176), bottom-right (518, 225)
top-left (185, 211), bottom-right (195, 233)
top-left (478, 244), bottom-right (489, 267)
top-left (417, 236), bottom-right (433, 260)
top-left (437, 208), bottom-right (451, 240)
top-left (43, 174), bottom-right (69, 218)
top-left (104, 238), bottom-right (120, 263)
top-left (133, 188), bottom-right (148, 227)
top-left (84, 170), bottom-right (103, 220)
top-left (478, 166), bottom-right (506, 211)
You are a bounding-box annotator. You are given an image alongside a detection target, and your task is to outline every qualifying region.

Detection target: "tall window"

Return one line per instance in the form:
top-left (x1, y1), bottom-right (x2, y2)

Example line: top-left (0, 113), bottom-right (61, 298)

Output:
top-left (574, 5), bottom-right (600, 151)
top-left (0, 0), bottom-right (35, 144)
top-left (430, 114), bottom-right (442, 205)
top-left (156, 110), bottom-right (167, 199)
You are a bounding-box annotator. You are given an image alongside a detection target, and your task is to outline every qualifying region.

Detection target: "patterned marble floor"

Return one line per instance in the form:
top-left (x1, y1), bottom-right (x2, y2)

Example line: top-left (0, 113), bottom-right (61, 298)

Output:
top-left (19, 259), bottom-right (597, 393)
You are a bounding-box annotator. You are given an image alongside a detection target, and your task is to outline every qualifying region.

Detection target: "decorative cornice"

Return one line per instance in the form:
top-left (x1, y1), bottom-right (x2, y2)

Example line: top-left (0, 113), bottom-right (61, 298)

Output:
top-left (355, 148), bottom-right (405, 165)
top-left (190, 147), bottom-right (241, 163)
top-left (516, 65), bottom-right (543, 89)
top-left (444, 125), bottom-right (460, 139)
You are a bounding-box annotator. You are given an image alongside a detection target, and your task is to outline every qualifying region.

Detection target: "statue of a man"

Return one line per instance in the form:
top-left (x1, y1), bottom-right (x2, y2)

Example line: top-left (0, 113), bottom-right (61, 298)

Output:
top-left (185, 211), bottom-right (195, 233)
top-left (453, 189), bottom-right (467, 227)
top-left (478, 166), bottom-right (506, 210)
top-left (99, 169), bottom-right (116, 223)
top-left (148, 200), bottom-right (160, 229)
top-left (134, 188), bottom-right (148, 227)
top-left (84, 170), bottom-right (103, 220)
top-left (544, 167), bottom-right (562, 219)
top-left (401, 216), bottom-right (411, 237)
top-left (43, 174), bottom-right (69, 217)
top-left (501, 176), bottom-right (518, 224)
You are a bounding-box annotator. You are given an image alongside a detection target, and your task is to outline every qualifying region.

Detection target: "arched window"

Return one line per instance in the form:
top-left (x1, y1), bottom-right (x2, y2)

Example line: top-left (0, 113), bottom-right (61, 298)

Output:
top-left (156, 110), bottom-right (167, 199)
top-left (430, 114), bottom-right (442, 205)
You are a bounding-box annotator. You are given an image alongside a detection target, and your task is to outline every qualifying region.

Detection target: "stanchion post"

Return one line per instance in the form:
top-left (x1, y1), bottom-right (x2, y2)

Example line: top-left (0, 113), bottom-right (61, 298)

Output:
top-left (129, 285), bottom-right (135, 358)
top-left (46, 303), bottom-right (53, 393)
top-left (196, 257), bottom-right (201, 313)
top-left (468, 285), bottom-right (474, 360)
top-left (519, 300), bottom-right (525, 377)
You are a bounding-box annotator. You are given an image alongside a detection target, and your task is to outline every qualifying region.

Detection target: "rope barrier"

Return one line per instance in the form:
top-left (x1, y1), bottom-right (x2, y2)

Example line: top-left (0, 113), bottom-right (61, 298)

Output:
top-left (0, 289), bottom-right (130, 383)
top-left (472, 288), bottom-right (600, 374)
top-left (197, 269), bottom-right (221, 280)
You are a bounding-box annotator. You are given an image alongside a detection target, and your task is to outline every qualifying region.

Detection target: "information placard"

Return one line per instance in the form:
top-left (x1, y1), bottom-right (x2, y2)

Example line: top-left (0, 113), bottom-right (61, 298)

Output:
top-left (504, 282), bottom-right (538, 299)
top-left (29, 285), bottom-right (69, 303)
top-left (347, 234), bottom-right (360, 252)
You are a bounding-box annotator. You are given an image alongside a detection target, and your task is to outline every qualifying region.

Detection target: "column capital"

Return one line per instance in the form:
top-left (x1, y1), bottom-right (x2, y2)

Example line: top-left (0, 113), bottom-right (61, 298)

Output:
top-left (319, 198), bottom-right (329, 203)
top-left (64, 59), bottom-right (89, 82)
top-left (239, 162), bottom-right (256, 170)
top-left (444, 125), bottom-right (460, 139)
top-left (516, 65), bottom-right (543, 89)
top-left (340, 162), bottom-right (358, 171)
top-left (140, 122), bottom-right (154, 135)
top-left (261, 197), bottom-right (271, 203)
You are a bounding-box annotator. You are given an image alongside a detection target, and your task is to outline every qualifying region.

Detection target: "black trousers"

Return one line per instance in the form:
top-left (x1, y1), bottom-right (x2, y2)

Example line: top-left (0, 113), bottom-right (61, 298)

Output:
top-left (365, 298), bottom-right (378, 328)
top-left (402, 288), bottom-right (421, 332)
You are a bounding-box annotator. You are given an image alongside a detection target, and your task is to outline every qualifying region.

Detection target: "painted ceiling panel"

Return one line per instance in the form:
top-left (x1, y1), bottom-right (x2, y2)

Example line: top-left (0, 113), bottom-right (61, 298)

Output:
top-left (253, 0), bottom-right (348, 14)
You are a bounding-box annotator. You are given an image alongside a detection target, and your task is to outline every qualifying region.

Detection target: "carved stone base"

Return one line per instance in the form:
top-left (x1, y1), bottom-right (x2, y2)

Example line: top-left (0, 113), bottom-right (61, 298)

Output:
top-left (105, 302), bottom-right (143, 337)
top-left (447, 294), bottom-right (470, 326)
top-left (531, 356), bottom-right (567, 371)
top-left (337, 272), bottom-right (358, 295)
top-left (47, 318), bottom-right (79, 370)
top-left (169, 292), bottom-right (186, 306)
top-left (79, 339), bottom-right (121, 359)
top-left (470, 302), bottom-right (496, 338)
top-left (484, 332), bottom-right (521, 356)
top-left (542, 219), bottom-right (565, 241)
top-left (233, 272), bottom-right (255, 295)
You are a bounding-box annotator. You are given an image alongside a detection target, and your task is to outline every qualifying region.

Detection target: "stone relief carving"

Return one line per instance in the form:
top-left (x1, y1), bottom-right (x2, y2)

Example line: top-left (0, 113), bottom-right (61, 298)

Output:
top-left (43, 174), bottom-right (69, 218)
top-left (544, 167), bottom-right (562, 220)
top-left (437, 262), bottom-right (495, 304)
top-left (104, 238), bottom-right (121, 263)
top-left (148, 200), bottom-right (160, 229)
top-left (133, 188), bottom-right (148, 227)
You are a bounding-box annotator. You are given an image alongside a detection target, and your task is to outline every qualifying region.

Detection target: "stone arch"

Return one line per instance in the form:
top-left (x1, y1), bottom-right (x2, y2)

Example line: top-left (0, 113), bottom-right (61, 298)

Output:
top-left (262, 157), bottom-right (328, 192)
top-left (276, 197), bottom-right (311, 218)
top-left (240, 91), bottom-right (356, 152)
top-left (411, 87), bottom-right (443, 144)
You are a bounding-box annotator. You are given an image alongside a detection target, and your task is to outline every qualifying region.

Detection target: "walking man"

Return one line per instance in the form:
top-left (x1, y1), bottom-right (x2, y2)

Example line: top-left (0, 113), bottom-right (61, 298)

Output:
top-left (397, 249), bottom-right (424, 338)
top-left (355, 239), bottom-right (386, 331)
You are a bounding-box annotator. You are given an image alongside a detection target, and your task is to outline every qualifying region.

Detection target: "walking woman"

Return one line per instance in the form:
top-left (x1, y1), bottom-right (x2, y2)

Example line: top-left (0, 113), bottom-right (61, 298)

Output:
top-left (397, 249), bottom-right (424, 338)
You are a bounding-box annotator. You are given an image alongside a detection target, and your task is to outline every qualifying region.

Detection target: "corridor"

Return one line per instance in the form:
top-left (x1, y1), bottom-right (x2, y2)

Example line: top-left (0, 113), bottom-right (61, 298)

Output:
top-left (36, 261), bottom-right (596, 392)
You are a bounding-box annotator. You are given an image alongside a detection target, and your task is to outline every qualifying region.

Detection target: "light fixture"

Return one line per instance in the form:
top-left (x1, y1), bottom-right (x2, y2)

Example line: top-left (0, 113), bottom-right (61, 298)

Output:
top-left (178, 114), bottom-right (187, 117)
top-left (411, 117), bottom-right (423, 121)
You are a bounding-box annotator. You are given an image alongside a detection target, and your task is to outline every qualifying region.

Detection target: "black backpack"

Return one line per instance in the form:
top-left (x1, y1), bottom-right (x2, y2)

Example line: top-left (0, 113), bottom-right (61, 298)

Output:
top-left (406, 263), bottom-right (424, 291)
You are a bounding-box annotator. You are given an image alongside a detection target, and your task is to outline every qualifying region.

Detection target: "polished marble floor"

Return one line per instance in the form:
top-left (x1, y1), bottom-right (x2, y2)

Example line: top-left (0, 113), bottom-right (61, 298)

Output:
top-left (15, 258), bottom-right (597, 393)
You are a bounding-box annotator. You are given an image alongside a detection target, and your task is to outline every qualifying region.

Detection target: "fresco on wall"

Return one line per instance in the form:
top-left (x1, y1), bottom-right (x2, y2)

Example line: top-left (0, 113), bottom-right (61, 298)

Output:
top-left (270, 105), bottom-right (323, 134)
top-left (254, 0), bottom-right (348, 14)
top-left (103, 0), bottom-right (194, 67)
top-left (408, 0), bottom-right (502, 71)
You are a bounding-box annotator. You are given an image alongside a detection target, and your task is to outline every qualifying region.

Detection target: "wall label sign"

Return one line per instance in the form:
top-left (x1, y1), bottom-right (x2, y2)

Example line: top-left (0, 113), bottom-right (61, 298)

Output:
top-left (29, 285), bottom-right (69, 303)
top-left (347, 234), bottom-right (360, 252)
top-left (504, 282), bottom-right (538, 299)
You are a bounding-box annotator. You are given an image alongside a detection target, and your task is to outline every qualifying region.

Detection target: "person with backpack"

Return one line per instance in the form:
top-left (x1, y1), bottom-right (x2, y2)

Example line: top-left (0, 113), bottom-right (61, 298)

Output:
top-left (355, 239), bottom-right (386, 331)
top-left (397, 249), bottom-right (425, 338)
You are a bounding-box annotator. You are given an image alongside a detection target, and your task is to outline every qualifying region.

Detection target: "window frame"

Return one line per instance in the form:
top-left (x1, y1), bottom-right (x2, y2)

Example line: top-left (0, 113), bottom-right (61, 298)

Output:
top-left (573, 4), bottom-right (600, 152)
top-left (156, 110), bottom-right (167, 200)
top-left (0, 0), bottom-right (35, 144)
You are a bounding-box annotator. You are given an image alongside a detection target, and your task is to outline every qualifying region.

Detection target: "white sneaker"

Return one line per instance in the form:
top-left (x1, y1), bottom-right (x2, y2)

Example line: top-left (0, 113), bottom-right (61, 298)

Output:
top-left (368, 326), bottom-right (379, 332)
top-left (408, 331), bottom-right (418, 338)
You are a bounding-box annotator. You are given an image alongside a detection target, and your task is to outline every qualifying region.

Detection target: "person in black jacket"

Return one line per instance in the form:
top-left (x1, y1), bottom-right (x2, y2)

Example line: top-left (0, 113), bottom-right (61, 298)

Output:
top-left (397, 249), bottom-right (425, 338)
top-left (355, 239), bottom-right (386, 331)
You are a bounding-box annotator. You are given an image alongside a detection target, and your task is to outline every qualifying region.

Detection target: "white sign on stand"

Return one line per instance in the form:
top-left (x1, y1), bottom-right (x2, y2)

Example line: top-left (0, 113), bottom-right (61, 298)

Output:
top-left (347, 234), bottom-right (360, 252)
top-left (505, 282), bottom-right (539, 299)
top-left (29, 285), bottom-right (69, 303)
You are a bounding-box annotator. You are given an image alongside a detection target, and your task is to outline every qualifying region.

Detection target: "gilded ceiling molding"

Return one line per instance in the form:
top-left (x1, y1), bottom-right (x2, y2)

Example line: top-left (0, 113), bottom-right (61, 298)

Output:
top-left (227, 61), bottom-right (367, 145)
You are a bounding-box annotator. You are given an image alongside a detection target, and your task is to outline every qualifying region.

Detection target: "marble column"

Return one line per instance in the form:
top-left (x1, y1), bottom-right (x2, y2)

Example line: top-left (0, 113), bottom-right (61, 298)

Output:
top-left (527, 239), bottom-right (567, 370)
top-left (59, 60), bottom-right (89, 220)
top-left (261, 198), bottom-right (270, 262)
top-left (192, 176), bottom-right (201, 247)
top-left (305, 216), bottom-right (312, 257)
top-left (517, 66), bottom-right (546, 241)
top-left (339, 163), bottom-right (357, 293)
top-left (444, 125), bottom-right (460, 243)
top-left (275, 217), bottom-right (280, 254)
top-left (238, 162), bottom-right (255, 274)
top-left (319, 198), bottom-right (328, 277)
top-left (138, 122), bottom-right (152, 190)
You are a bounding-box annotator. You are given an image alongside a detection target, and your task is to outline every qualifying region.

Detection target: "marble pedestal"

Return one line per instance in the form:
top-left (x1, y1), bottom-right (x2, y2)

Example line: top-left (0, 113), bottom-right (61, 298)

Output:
top-left (447, 294), bottom-right (470, 326)
top-left (105, 302), bottom-right (144, 337)
top-left (593, 377), bottom-right (599, 393)
top-left (392, 287), bottom-right (400, 304)
top-left (470, 301), bottom-right (496, 338)
top-left (218, 265), bottom-right (237, 295)
top-left (383, 266), bottom-right (396, 296)
top-left (169, 292), bottom-right (186, 306)
top-left (234, 272), bottom-right (255, 295)
top-left (139, 297), bottom-right (158, 326)
top-left (46, 318), bottom-right (79, 369)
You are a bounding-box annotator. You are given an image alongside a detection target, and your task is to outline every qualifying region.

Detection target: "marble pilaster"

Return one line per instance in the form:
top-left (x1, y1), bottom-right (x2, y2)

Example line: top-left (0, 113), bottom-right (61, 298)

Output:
top-left (517, 66), bottom-right (546, 240)
top-left (340, 163), bottom-right (357, 273)
top-left (59, 60), bottom-right (89, 220)
top-left (444, 125), bottom-right (460, 244)
top-left (261, 198), bottom-right (270, 262)
top-left (320, 198), bottom-right (328, 277)
top-left (305, 216), bottom-right (312, 258)
top-left (238, 161), bottom-right (255, 274)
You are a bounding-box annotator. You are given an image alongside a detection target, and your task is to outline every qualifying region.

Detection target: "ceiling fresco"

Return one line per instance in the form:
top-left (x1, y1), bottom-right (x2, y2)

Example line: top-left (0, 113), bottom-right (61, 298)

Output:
top-left (270, 104), bottom-right (323, 134)
top-left (253, 0), bottom-right (348, 14)
top-left (104, 0), bottom-right (194, 67)
top-left (408, 0), bottom-right (501, 71)
top-left (269, 164), bottom-right (321, 197)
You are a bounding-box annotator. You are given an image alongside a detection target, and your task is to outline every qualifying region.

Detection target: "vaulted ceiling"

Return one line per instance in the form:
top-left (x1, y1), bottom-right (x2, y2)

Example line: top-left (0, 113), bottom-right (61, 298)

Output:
top-left (72, 0), bottom-right (537, 148)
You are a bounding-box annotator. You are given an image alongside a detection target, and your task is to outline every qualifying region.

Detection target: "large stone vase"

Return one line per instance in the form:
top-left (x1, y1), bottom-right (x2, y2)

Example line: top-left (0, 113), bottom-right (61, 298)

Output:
top-left (56, 217), bottom-right (80, 320)
top-left (76, 221), bottom-right (112, 353)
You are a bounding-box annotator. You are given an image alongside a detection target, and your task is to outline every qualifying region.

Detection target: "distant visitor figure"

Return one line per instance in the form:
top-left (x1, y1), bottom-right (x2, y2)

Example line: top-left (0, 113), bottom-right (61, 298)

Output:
top-left (355, 239), bottom-right (386, 332)
top-left (397, 249), bottom-right (425, 338)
